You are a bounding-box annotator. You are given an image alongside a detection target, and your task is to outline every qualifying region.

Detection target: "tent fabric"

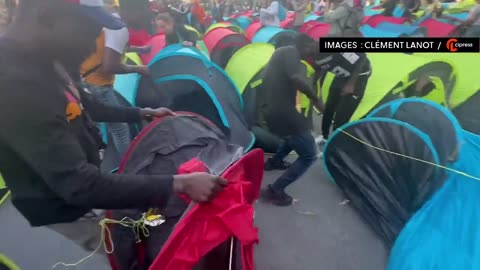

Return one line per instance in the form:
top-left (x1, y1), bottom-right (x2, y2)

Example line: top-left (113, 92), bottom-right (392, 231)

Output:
top-left (139, 34), bottom-right (166, 64)
top-left (360, 24), bottom-right (404, 37)
top-left (230, 16), bottom-right (253, 29)
top-left (418, 19), bottom-right (458, 37)
top-left (414, 53), bottom-right (480, 108)
top-left (349, 53), bottom-right (443, 121)
top-left (184, 25), bottom-right (203, 39)
top-left (202, 28), bottom-right (250, 68)
top-left (0, 174), bottom-right (9, 206)
top-left (280, 18), bottom-right (294, 29)
top-left (323, 117), bottom-right (442, 246)
top-left (150, 149), bottom-right (263, 270)
top-left (364, 15), bottom-right (407, 27)
top-left (251, 27), bottom-right (297, 44)
top-left (0, 254), bottom-right (20, 270)
top-left (299, 20), bottom-right (321, 33)
top-left (385, 99), bottom-right (480, 270)
top-left (452, 90), bottom-right (480, 134)
top-left (244, 22), bottom-right (263, 41)
top-left (106, 113), bottom-right (245, 270)
top-left (135, 44), bottom-right (254, 150)
top-left (305, 23), bottom-right (330, 40)
top-left (374, 22), bottom-right (426, 36)
top-left (304, 14), bottom-right (321, 22)
top-left (224, 43), bottom-right (283, 152)
top-left (206, 22), bottom-right (243, 34)
top-left (225, 43), bottom-right (275, 95)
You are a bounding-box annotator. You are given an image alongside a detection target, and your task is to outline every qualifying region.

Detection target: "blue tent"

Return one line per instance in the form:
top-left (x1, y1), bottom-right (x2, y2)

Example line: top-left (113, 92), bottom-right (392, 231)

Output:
top-left (251, 27), bottom-right (297, 44)
top-left (135, 44), bottom-right (255, 151)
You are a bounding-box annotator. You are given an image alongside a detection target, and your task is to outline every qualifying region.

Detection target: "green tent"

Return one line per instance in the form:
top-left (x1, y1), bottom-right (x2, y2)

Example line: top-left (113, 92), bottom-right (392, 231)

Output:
top-left (414, 53), bottom-right (479, 108)
top-left (0, 254), bottom-right (20, 270)
top-left (0, 174), bottom-right (9, 206)
top-left (205, 23), bottom-right (243, 34)
top-left (344, 53), bottom-right (451, 121)
top-left (415, 53), bottom-right (480, 133)
top-left (225, 43), bottom-right (274, 95)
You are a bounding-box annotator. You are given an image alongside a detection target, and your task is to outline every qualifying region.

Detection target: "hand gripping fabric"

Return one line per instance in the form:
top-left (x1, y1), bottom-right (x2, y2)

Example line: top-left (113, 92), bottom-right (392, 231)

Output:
top-left (149, 149), bottom-right (264, 270)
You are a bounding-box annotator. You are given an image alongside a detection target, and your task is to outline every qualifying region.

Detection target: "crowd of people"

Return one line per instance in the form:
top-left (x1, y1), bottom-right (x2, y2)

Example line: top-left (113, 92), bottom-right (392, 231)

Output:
top-left (1, 0), bottom-right (479, 269)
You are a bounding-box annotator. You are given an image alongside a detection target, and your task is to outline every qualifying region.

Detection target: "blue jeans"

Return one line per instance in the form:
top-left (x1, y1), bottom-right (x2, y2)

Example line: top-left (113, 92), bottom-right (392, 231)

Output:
top-left (87, 84), bottom-right (132, 157)
top-left (271, 131), bottom-right (318, 192)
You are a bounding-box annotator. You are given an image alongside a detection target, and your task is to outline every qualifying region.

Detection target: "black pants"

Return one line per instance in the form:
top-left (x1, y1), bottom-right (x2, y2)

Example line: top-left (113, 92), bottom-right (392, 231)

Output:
top-left (321, 73), bottom-right (370, 138)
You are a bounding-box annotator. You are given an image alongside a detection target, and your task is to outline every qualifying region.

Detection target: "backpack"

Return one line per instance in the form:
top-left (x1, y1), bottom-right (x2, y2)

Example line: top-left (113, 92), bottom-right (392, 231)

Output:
top-left (278, 3), bottom-right (287, 21)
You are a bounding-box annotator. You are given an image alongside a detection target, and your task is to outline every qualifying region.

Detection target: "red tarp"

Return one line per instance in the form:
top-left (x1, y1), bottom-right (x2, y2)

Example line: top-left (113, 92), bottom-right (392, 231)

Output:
top-left (419, 18), bottom-right (458, 37)
top-left (150, 149), bottom-right (264, 270)
top-left (364, 15), bottom-right (407, 27)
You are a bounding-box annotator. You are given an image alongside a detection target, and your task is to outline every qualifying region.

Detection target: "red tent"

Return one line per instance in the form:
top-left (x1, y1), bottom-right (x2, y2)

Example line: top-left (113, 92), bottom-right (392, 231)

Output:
top-left (280, 18), bottom-right (295, 29)
top-left (150, 149), bottom-right (263, 270)
top-left (299, 20), bottom-right (322, 33)
top-left (245, 22), bottom-right (263, 41)
top-left (139, 34), bottom-right (166, 64)
top-left (203, 27), bottom-right (250, 67)
top-left (305, 23), bottom-right (331, 40)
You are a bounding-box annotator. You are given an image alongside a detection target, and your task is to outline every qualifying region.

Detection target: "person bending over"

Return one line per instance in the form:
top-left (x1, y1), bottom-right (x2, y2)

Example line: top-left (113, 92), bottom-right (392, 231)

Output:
top-left (156, 13), bottom-right (198, 47)
top-left (0, 0), bottom-right (226, 258)
top-left (260, 34), bottom-right (324, 206)
top-left (314, 50), bottom-right (372, 142)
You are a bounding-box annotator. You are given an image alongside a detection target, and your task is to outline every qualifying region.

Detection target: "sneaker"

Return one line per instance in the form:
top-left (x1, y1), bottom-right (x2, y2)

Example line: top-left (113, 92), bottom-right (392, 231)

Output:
top-left (264, 158), bottom-right (291, 171)
top-left (260, 185), bottom-right (293, 206)
top-left (315, 135), bottom-right (327, 145)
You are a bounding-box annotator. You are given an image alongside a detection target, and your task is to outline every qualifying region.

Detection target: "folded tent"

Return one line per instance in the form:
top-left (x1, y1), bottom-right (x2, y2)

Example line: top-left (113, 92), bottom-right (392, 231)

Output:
top-left (134, 44), bottom-right (255, 150)
top-left (202, 28), bottom-right (250, 68)
top-left (150, 149), bottom-right (264, 270)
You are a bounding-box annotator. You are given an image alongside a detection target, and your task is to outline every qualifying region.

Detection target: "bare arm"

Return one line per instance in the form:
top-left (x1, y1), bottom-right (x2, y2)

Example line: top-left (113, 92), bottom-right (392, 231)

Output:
top-left (102, 47), bottom-right (147, 75)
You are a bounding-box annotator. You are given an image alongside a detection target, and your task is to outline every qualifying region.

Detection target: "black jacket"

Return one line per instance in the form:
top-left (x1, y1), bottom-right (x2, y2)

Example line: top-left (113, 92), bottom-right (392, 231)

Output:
top-left (165, 24), bottom-right (198, 46)
top-left (0, 39), bottom-right (174, 226)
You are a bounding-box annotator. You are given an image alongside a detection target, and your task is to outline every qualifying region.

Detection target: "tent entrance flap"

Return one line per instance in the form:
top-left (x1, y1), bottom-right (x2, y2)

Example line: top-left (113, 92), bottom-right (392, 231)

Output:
top-left (155, 76), bottom-right (230, 129)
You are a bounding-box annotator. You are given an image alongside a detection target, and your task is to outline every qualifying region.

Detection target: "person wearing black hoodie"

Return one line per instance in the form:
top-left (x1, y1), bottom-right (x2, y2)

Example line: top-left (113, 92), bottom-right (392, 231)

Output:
top-left (156, 12), bottom-right (198, 47)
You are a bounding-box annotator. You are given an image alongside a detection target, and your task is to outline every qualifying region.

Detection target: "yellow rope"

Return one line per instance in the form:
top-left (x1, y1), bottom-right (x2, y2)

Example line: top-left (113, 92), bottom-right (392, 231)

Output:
top-left (338, 129), bottom-right (480, 181)
top-left (52, 215), bottom-right (150, 269)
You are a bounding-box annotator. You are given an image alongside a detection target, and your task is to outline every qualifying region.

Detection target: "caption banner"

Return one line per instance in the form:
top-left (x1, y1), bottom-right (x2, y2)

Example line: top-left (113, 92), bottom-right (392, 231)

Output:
top-left (318, 37), bottom-right (480, 53)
